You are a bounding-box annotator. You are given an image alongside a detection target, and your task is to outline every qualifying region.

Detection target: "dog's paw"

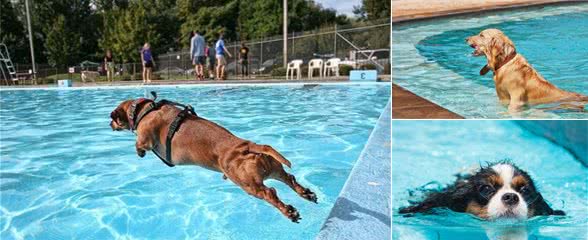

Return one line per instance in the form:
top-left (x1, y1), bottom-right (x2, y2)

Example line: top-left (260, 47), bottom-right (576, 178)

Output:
top-left (302, 189), bottom-right (318, 203)
top-left (137, 149), bottom-right (146, 158)
top-left (286, 205), bottom-right (301, 223)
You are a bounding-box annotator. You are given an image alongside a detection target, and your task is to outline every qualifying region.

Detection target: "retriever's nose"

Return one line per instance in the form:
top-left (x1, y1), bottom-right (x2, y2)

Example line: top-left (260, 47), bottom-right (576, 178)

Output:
top-left (465, 37), bottom-right (470, 42)
top-left (502, 193), bottom-right (519, 206)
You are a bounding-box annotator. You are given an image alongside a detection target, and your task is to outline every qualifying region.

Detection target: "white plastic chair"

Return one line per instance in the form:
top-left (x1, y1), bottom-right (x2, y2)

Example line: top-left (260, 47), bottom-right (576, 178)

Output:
top-left (286, 60), bottom-right (303, 80)
top-left (307, 59), bottom-right (323, 79)
top-left (324, 58), bottom-right (340, 77)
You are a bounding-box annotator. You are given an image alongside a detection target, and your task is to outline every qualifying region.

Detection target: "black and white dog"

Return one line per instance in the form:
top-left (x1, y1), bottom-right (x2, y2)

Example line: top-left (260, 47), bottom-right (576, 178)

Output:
top-left (399, 162), bottom-right (565, 220)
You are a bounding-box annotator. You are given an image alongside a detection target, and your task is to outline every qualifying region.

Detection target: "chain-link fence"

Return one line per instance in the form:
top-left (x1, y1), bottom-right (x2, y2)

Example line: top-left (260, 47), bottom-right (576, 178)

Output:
top-left (3, 18), bottom-right (390, 85)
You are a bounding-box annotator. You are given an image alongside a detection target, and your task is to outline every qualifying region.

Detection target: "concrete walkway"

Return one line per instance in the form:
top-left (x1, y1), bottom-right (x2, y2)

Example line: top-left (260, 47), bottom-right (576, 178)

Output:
top-left (392, 0), bottom-right (571, 22)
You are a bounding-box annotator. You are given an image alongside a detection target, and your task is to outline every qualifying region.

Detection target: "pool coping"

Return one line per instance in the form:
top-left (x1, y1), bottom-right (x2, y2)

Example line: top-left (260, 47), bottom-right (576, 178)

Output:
top-left (0, 80), bottom-right (389, 91)
top-left (392, 84), bottom-right (463, 119)
top-left (316, 99), bottom-right (391, 240)
top-left (0, 76), bottom-right (391, 90)
top-left (392, 0), bottom-right (584, 23)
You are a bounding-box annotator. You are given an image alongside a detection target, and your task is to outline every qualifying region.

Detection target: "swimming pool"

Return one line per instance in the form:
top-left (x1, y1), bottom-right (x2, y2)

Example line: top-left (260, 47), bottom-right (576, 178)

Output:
top-left (393, 3), bottom-right (588, 119)
top-left (392, 121), bottom-right (588, 239)
top-left (0, 83), bottom-right (390, 239)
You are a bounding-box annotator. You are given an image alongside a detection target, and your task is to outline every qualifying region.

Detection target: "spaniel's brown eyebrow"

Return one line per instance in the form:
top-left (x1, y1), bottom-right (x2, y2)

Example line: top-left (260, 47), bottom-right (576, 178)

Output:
top-left (512, 175), bottom-right (529, 189)
top-left (488, 174), bottom-right (503, 188)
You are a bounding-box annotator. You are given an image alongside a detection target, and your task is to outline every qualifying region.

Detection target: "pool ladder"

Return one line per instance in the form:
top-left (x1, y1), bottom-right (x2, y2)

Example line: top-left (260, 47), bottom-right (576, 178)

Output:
top-left (0, 43), bottom-right (18, 85)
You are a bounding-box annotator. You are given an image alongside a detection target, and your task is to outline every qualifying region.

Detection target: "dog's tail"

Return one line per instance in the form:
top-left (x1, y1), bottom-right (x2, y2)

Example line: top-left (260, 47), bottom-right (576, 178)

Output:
top-left (249, 144), bottom-right (292, 168)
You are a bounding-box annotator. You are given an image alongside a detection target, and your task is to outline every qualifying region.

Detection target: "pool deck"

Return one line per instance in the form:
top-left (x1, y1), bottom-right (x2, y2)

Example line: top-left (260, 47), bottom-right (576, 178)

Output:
top-left (0, 75), bottom-right (390, 89)
top-left (392, 84), bottom-right (463, 119)
top-left (392, 0), bottom-right (577, 23)
top-left (316, 100), bottom-right (391, 240)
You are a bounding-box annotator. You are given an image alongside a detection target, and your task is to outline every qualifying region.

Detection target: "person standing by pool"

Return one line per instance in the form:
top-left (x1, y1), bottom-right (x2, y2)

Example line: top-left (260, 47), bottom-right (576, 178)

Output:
top-left (104, 49), bottom-right (114, 83)
top-left (140, 43), bottom-right (155, 84)
top-left (205, 41), bottom-right (216, 80)
top-left (215, 33), bottom-right (232, 80)
top-left (190, 30), bottom-right (206, 81)
top-left (239, 42), bottom-right (249, 78)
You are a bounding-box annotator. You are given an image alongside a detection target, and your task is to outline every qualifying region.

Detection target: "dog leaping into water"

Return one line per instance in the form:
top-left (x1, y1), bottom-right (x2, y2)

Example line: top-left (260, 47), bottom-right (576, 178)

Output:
top-left (109, 94), bottom-right (317, 222)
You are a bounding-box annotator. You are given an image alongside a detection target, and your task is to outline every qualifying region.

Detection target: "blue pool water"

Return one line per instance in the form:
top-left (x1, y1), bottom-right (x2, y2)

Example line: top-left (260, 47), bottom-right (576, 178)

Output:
top-left (393, 4), bottom-right (588, 119)
top-left (392, 121), bottom-right (588, 239)
top-left (0, 83), bottom-right (390, 239)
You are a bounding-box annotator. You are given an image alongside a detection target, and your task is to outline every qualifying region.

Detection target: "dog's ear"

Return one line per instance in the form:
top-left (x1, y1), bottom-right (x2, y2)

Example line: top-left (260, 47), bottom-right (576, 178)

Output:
top-left (528, 192), bottom-right (566, 217)
top-left (487, 34), bottom-right (516, 71)
top-left (110, 102), bottom-right (130, 124)
top-left (486, 37), bottom-right (502, 70)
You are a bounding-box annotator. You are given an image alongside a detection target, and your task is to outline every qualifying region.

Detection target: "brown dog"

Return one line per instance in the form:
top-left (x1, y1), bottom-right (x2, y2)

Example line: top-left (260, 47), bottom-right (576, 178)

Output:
top-left (466, 28), bottom-right (588, 112)
top-left (110, 98), bottom-right (317, 222)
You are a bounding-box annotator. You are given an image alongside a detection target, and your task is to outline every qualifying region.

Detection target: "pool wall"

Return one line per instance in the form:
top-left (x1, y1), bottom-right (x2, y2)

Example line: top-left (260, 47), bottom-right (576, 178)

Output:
top-left (517, 121), bottom-right (588, 166)
top-left (316, 100), bottom-right (391, 239)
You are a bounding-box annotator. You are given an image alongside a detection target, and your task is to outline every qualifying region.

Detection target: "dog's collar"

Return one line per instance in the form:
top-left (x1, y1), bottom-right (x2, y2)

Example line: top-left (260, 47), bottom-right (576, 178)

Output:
top-left (495, 52), bottom-right (517, 71)
top-left (128, 98), bottom-right (155, 131)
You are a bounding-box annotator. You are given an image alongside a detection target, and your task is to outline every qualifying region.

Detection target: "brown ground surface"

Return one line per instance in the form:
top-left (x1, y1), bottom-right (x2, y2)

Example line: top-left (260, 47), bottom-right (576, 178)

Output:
top-left (392, 84), bottom-right (463, 119)
top-left (392, 0), bottom-right (569, 22)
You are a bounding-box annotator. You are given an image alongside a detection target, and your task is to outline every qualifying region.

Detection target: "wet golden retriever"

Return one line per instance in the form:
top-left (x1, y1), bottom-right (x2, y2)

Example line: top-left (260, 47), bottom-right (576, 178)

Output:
top-left (466, 28), bottom-right (587, 112)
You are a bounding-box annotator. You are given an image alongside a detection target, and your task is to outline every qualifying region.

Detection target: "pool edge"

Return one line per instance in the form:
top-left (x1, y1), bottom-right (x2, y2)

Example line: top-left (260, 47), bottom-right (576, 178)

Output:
top-left (315, 99), bottom-right (391, 240)
top-left (392, 0), bottom-right (586, 23)
top-left (392, 84), bottom-right (463, 119)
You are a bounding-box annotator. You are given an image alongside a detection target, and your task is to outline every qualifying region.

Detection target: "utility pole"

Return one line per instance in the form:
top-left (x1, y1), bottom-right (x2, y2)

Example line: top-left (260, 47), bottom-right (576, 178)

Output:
top-left (283, 0), bottom-right (287, 68)
top-left (25, 0), bottom-right (37, 82)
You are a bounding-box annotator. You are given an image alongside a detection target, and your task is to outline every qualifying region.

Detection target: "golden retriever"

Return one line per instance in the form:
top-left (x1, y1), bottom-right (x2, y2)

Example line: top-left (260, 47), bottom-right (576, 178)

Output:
top-left (466, 28), bottom-right (587, 112)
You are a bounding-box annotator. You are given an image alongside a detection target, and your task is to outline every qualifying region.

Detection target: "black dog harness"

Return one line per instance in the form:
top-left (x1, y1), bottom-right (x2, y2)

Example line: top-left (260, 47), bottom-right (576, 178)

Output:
top-left (128, 92), bottom-right (197, 167)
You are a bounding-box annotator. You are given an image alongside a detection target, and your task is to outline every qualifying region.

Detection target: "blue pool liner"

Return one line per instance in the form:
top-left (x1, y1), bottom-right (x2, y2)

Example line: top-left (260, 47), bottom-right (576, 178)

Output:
top-left (316, 100), bottom-right (391, 239)
top-left (517, 120), bottom-right (588, 166)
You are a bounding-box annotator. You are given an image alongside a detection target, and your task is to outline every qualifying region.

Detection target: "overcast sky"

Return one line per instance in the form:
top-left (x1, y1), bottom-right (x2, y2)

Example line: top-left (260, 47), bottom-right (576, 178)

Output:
top-left (315, 0), bottom-right (361, 16)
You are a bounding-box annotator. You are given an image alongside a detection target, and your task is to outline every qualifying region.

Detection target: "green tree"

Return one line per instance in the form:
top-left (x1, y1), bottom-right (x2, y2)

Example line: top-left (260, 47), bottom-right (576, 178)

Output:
top-left (0, 0), bottom-right (28, 63)
top-left (45, 15), bottom-right (81, 67)
top-left (237, 0), bottom-right (282, 40)
top-left (353, 0), bottom-right (391, 21)
top-left (104, 1), bottom-right (160, 63)
top-left (179, 0), bottom-right (239, 49)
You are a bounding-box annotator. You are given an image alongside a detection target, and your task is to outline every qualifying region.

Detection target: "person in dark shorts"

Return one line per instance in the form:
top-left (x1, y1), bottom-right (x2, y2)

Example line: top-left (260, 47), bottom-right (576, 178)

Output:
top-left (190, 30), bottom-right (206, 80)
top-left (140, 43), bottom-right (155, 83)
top-left (205, 41), bottom-right (216, 80)
top-left (239, 43), bottom-right (250, 78)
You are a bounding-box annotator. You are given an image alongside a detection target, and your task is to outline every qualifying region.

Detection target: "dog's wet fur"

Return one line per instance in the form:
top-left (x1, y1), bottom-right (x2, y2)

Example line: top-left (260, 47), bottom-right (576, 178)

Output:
top-left (399, 162), bottom-right (565, 220)
top-left (466, 28), bottom-right (588, 113)
top-left (110, 99), bottom-right (317, 222)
